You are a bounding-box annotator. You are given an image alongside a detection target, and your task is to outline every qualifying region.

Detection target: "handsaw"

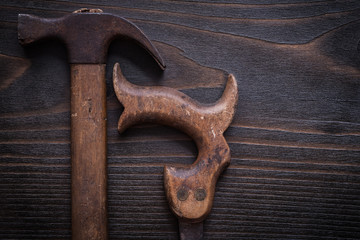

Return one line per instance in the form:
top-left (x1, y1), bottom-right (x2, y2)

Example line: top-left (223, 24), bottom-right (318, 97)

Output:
top-left (113, 63), bottom-right (238, 239)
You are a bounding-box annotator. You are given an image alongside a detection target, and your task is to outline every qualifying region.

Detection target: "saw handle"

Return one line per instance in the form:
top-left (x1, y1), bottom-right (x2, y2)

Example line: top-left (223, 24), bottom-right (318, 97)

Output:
top-left (113, 63), bottom-right (238, 222)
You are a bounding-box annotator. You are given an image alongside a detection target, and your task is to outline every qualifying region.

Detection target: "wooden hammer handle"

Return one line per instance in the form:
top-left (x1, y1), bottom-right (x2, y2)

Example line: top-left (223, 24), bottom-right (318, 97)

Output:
top-left (71, 64), bottom-right (107, 240)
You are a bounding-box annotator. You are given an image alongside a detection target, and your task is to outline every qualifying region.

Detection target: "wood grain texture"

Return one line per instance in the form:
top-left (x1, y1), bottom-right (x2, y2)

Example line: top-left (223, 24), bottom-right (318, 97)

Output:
top-left (0, 0), bottom-right (359, 239)
top-left (70, 64), bottom-right (107, 240)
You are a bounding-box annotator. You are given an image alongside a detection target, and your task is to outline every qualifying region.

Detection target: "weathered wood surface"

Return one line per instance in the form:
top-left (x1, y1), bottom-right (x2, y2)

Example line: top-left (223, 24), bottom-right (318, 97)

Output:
top-left (0, 1), bottom-right (359, 239)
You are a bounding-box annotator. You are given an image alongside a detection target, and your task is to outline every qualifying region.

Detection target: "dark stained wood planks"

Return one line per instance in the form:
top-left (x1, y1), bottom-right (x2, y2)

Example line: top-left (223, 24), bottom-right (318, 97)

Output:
top-left (0, 0), bottom-right (359, 239)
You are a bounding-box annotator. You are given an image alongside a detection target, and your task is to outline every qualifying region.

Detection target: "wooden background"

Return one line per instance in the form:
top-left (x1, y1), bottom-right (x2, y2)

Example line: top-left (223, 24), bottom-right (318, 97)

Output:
top-left (1, 0), bottom-right (360, 239)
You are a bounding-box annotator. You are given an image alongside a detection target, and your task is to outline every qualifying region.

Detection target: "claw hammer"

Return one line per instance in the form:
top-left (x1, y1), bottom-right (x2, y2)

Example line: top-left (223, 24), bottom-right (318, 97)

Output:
top-left (18, 9), bottom-right (165, 239)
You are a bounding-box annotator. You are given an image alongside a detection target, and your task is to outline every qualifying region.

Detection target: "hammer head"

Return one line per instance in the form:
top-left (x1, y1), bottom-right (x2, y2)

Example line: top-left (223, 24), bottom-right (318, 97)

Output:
top-left (18, 10), bottom-right (165, 68)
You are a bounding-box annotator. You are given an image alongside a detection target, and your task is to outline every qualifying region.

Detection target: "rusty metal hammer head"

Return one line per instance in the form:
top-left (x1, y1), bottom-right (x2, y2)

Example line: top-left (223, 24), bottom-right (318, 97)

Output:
top-left (18, 9), bottom-right (165, 68)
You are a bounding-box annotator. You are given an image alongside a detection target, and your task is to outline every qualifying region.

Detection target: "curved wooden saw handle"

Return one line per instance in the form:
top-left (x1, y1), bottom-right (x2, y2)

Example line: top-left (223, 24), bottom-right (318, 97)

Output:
top-left (113, 63), bottom-right (238, 222)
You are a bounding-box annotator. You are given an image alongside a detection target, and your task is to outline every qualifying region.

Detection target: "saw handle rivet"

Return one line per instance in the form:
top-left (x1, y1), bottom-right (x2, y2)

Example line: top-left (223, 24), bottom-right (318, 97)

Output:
top-left (194, 188), bottom-right (206, 201)
top-left (177, 188), bottom-right (189, 201)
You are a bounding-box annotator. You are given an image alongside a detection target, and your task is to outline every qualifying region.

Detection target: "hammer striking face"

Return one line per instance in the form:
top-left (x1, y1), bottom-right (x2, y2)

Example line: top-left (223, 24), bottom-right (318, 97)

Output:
top-left (18, 9), bottom-right (165, 240)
